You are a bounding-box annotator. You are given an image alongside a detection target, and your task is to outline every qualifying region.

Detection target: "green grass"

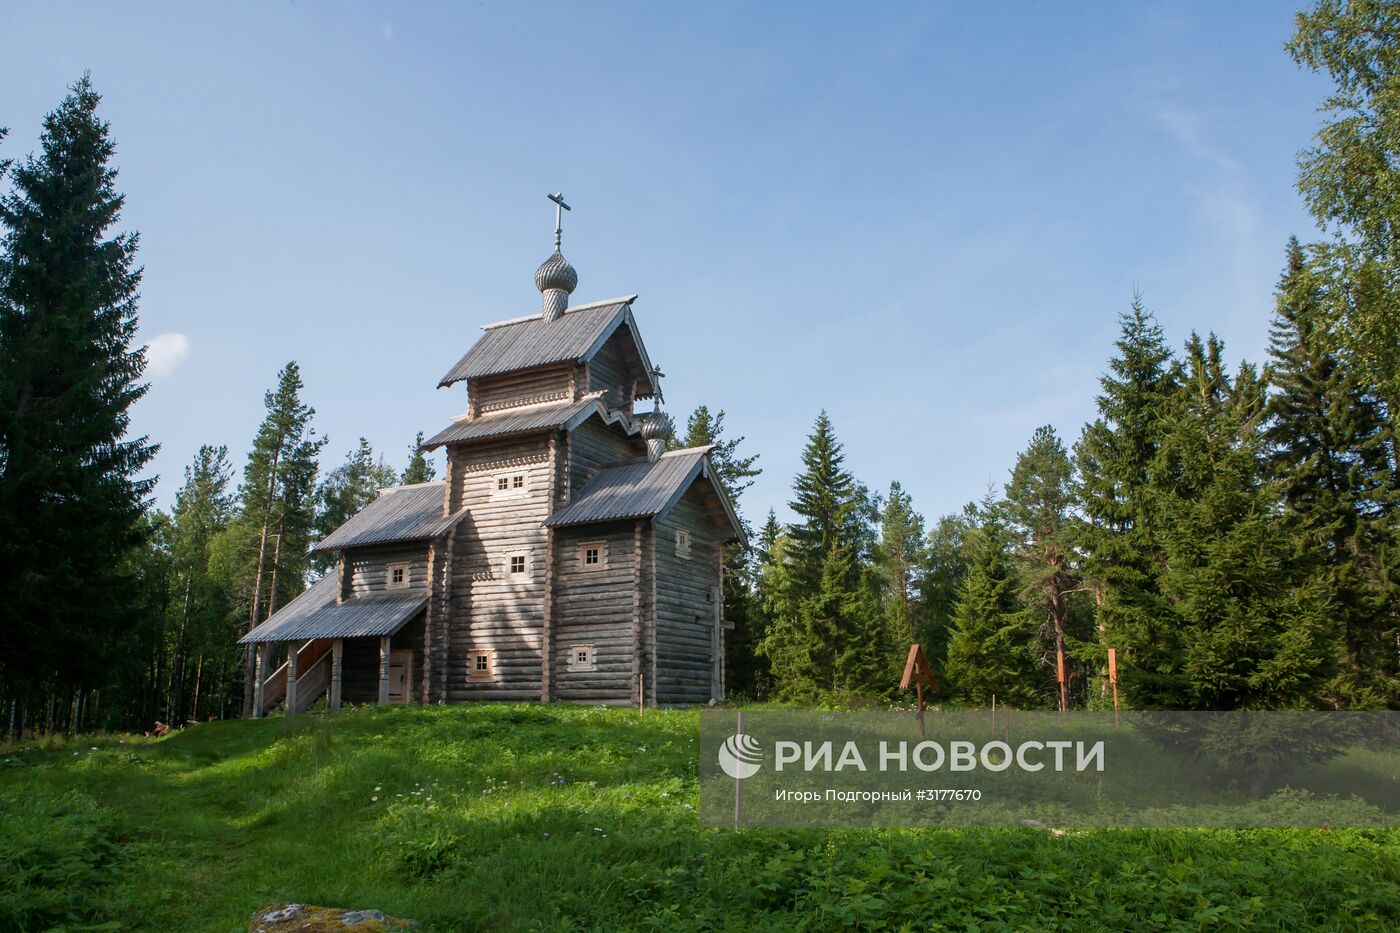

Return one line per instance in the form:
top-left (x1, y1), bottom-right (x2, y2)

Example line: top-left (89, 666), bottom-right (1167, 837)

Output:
top-left (3, 705), bottom-right (1400, 931)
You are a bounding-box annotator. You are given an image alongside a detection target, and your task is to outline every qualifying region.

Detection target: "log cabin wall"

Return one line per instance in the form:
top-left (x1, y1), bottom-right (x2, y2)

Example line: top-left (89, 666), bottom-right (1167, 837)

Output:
top-left (653, 484), bottom-right (722, 705)
top-left (345, 544), bottom-right (430, 596)
top-left (552, 520), bottom-right (640, 704)
top-left (446, 433), bottom-right (552, 701)
top-left (340, 612), bottom-right (426, 704)
top-left (568, 417), bottom-right (641, 496)
top-left (472, 365), bottom-right (572, 412)
top-left (587, 325), bottom-right (644, 413)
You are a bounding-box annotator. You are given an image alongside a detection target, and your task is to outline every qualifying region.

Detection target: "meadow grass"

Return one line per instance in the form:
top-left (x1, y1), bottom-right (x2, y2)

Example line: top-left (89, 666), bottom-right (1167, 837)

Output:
top-left (3, 703), bottom-right (1400, 931)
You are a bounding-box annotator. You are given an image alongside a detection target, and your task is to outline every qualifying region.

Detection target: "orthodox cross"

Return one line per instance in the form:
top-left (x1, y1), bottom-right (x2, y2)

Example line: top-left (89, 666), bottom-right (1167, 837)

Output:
top-left (548, 192), bottom-right (571, 249)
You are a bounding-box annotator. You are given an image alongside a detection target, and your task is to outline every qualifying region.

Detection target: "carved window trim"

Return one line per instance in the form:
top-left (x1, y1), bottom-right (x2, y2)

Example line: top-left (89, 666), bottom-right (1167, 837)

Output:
top-left (386, 562), bottom-right (410, 589)
top-left (504, 549), bottom-right (532, 582)
top-left (490, 469), bottom-right (530, 500)
top-left (577, 540), bottom-right (608, 571)
top-left (567, 644), bottom-right (597, 672)
top-left (468, 648), bottom-right (495, 683)
top-left (675, 528), bottom-right (692, 560)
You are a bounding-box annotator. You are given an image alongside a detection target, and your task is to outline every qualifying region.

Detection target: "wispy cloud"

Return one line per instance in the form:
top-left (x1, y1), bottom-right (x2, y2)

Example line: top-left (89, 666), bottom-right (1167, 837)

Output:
top-left (1156, 108), bottom-right (1241, 172)
top-left (145, 332), bottom-right (191, 381)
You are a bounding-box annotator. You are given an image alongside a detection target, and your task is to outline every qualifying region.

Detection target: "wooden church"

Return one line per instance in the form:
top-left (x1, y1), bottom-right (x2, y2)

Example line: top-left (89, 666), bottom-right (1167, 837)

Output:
top-left (240, 196), bottom-right (745, 714)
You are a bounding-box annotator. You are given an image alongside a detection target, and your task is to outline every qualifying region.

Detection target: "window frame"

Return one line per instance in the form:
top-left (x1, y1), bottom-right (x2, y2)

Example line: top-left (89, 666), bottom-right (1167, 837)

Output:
top-left (490, 469), bottom-right (531, 500)
top-left (675, 528), bottom-right (692, 560)
top-left (468, 648), bottom-right (496, 683)
top-left (566, 643), bottom-right (598, 673)
top-left (503, 548), bottom-right (532, 582)
top-left (386, 562), bottom-right (410, 589)
top-left (576, 540), bottom-right (608, 572)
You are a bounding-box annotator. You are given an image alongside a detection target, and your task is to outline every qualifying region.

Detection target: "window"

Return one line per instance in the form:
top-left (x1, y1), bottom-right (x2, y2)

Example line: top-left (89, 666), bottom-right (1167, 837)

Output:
top-left (567, 644), bottom-right (597, 672)
top-left (675, 528), bottom-right (692, 560)
top-left (491, 470), bottom-right (529, 500)
top-left (468, 649), bottom-right (495, 683)
top-left (504, 549), bottom-right (531, 580)
top-left (577, 540), bottom-right (607, 571)
top-left (386, 562), bottom-right (410, 589)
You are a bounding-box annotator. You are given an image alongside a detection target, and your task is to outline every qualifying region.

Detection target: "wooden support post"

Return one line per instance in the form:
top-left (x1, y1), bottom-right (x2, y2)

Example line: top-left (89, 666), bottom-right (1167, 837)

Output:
top-left (253, 643), bottom-right (269, 719)
top-left (632, 519), bottom-right (644, 709)
top-left (285, 646), bottom-right (299, 718)
top-left (378, 636), bottom-right (391, 705)
top-left (330, 639), bottom-right (344, 712)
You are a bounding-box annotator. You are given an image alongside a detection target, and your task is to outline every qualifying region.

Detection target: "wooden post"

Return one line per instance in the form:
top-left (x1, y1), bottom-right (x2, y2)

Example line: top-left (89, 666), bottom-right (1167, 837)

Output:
top-left (253, 643), bottom-right (269, 719)
top-left (378, 636), bottom-right (391, 705)
top-left (1107, 647), bottom-right (1120, 726)
top-left (632, 519), bottom-right (644, 709)
top-left (285, 646), bottom-right (299, 718)
top-left (330, 639), bottom-right (344, 712)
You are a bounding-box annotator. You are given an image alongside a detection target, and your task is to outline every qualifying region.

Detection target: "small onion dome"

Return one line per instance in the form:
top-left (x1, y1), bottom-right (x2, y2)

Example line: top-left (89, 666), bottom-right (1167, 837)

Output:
top-left (638, 411), bottom-right (674, 442)
top-left (534, 249), bottom-right (578, 296)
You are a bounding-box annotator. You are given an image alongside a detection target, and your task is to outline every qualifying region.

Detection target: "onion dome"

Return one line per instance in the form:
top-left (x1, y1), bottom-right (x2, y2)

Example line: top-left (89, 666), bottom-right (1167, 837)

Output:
top-left (639, 410), bottom-right (674, 462)
top-left (535, 249), bottom-right (578, 321)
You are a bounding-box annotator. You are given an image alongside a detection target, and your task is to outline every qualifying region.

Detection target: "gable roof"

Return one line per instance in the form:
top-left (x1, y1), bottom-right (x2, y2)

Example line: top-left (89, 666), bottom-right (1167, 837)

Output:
top-left (436, 296), bottom-right (657, 393)
top-left (543, 446), bottom-right (746, 545)
top-left (310, 482), bottom-right (463, 555)
top-left (237, 573), bottom-right (427, 644)
top-left (421, 396), bottom-right (635, 451)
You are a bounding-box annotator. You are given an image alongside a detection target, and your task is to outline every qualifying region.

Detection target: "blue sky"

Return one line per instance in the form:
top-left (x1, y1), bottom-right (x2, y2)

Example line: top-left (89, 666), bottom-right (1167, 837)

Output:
top-left (1, 1), bottom-right (1330, 527)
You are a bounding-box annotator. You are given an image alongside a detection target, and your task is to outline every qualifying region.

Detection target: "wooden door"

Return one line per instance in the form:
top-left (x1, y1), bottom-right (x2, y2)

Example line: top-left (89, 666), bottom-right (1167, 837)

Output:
top-left (388, 649), bottom-right (413, 704)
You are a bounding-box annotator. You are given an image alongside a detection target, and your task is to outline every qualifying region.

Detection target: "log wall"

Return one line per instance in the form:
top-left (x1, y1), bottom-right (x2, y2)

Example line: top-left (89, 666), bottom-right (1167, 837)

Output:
top-left (568, 417), bottom-right (641, 496)
top-left (340, 612), bottom-right (426, 704)
top-left (472, 365), bottom-right (572, 412)
top-left (446, 434), bottom-right (552, 701)
top-left (552, 520), bottom-right (640, 704)
top-left (653, 483), bottom-right (722, 705)
top-left (346, 544), bottom-right (430, 596)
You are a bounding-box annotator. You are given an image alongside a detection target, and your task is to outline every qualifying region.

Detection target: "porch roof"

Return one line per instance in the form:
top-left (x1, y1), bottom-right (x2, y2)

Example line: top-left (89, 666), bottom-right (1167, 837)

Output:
top-left (237, 573), bottom-right (427, 644)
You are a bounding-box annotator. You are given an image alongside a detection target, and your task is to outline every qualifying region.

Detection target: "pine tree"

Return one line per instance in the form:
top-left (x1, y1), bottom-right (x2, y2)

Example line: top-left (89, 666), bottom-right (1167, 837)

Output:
top-left (876, 481), bottom-right (925, 655)
top-left (1142, 334), bottom-right (1334, 709)
top-left (1005, 426), bottom-right (1083, 710)
top-left (1265, 239), bottom-right (1396, 701)
top-left (400, 432), bottom-right (437, 485)
top-left (680, 404), bottom-right (765, 697)
top-left (212, 362), bottom-right (326, 714)
top-left (1075, 295), bottom-right (1181, 707)
top-left (944, 506), bottom-right (1041, 708)
top-left (0, 76), bottom-right (157, 720)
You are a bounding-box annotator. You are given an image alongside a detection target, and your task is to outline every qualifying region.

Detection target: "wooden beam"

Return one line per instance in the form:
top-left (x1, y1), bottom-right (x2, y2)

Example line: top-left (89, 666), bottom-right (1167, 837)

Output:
top-left (285, 646), bottom-right (299, 718)
top-left (632, 518), bottom-right (643, 709)
top-left (378, 635), bottom-right (391, 705)
top-left (253, 643), bottom-right (269, 719)
top-left (338, 553), bottom-right (351, 604)
top-left (541, 433), bottom-right (558, 703)
top-left (330, 638), bottom-right (343, 711)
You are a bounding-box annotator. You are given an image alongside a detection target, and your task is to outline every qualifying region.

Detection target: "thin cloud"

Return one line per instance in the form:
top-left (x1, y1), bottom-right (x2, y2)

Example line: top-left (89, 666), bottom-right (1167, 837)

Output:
top-left (1156, 108), bottom-right (1241, 172)
top-left (144, 332), bottom-right (191, 381)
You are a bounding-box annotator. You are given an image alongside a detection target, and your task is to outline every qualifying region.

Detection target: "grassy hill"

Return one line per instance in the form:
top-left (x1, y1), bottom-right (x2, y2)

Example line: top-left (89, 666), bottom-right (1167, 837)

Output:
top-left (3, 704), bottom-right (1400, 931)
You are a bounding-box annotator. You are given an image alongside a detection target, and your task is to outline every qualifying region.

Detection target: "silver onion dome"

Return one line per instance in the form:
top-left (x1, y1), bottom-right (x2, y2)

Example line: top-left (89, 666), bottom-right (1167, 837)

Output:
top-left (535, 249), bottom-right (578, 296)
top-left (640, 410), bottom-right (674, 462)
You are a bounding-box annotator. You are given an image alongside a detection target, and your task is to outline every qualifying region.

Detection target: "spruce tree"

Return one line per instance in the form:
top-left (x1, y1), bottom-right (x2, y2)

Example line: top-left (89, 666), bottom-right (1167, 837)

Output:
top-left (1143, 334), bottom-right (1334, 709)
top-left (1265, 239), bottom-right (1396, 700)
top-left (314, 437), bottom-right (396, 570)
top-left (0, 77), bottom-right (157, 715)
top-left (400, 431), bottom-right (437, 485)
top-left (1075, 296), bottom-right (1181, 706)
top-left (913, 509), bottom-right (974, 686)
top-left (944, 506), bottom-right (1041, 708)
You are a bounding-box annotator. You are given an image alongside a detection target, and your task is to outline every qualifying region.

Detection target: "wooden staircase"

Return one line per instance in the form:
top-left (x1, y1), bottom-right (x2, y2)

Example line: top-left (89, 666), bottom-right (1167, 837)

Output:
top-left (258, 639), bottom-right (334, 716)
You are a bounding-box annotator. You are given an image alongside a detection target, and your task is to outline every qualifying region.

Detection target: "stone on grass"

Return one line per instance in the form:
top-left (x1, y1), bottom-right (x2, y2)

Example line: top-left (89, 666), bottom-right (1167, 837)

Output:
top-left (250, 902), bottom-right (415, 930)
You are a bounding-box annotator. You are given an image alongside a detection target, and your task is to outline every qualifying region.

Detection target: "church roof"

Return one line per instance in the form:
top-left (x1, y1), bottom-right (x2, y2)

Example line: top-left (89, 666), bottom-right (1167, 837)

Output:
top-left (544, 446), bottom-right (746, 544)
top-left (310, 482), bottom-right (463, 555)
top-left (436, 296), bottom-right (657, 393)
top-left (237, 573), bottom-right (426, 644)
top-left (421, 396), bottom-right (633, 451)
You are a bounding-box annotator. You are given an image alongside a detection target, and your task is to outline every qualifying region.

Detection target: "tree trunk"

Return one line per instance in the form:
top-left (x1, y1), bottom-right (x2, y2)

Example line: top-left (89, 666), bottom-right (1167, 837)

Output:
top-left (242, 446), bottom-right (283, 716)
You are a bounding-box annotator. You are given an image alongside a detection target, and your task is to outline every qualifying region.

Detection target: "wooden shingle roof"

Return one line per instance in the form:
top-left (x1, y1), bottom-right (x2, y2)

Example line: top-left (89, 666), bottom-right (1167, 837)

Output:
top-left (544, 446), bottom-right (746, 544)
top-left (310, 482), bottom-right (462, 555)
top-left (421, 397), bottom-right (634, 451)
top-left (237, 573), bottom-right (426, 644)
top-left (436, 296), bottom-right (657, 392)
